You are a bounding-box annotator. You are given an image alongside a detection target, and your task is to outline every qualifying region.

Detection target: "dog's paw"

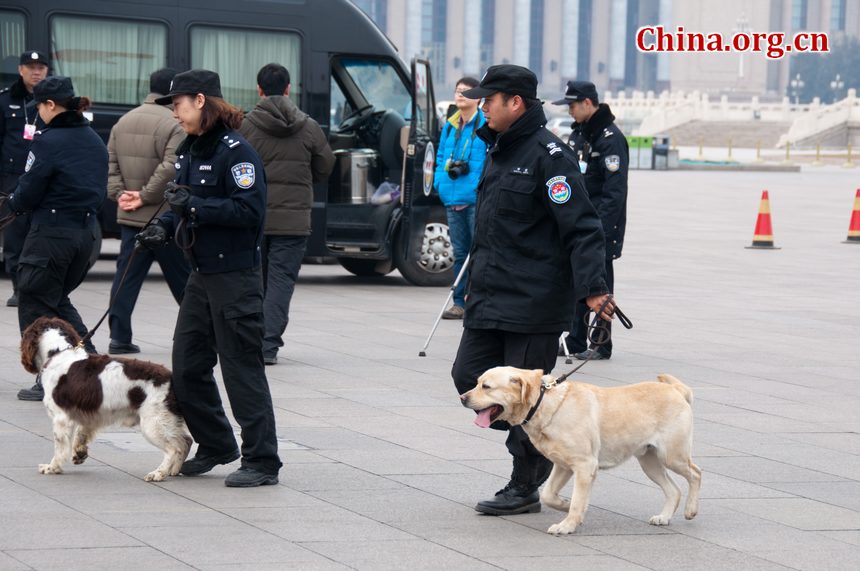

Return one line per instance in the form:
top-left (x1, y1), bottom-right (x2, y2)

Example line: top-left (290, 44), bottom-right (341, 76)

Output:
top-left (547, 518), bottom-right (581, 535)
top-left (38, 463), bottom-right (62, 475)
top-left (684, 509), bottom-right (698, 520)
top-left (72, 449), bottom-right (88, 465)
top-left (649, 514), bottom-right (671, 526)
top-left (144, 470), bottom-right (166, 482)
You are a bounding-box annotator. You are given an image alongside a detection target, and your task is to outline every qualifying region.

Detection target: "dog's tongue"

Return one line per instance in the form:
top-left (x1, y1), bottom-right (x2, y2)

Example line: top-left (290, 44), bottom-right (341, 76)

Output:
top-left (474, 407), bottom-right (495, 428)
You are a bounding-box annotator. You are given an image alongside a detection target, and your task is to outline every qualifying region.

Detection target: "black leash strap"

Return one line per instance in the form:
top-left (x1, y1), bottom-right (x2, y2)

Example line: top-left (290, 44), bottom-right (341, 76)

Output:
top-left (556, 295), bottom-right (632, 383)
top-left (523, 295), bottom-right (633, 424)
top-left (78, 196), bottom-right (168, 349)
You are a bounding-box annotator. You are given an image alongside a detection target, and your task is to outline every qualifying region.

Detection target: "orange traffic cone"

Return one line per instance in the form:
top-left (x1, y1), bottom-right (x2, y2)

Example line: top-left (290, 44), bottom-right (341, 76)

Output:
top-left (843, 189), bottom-right (860, 244)
top-left (745, 190), bottom-right (780, 249)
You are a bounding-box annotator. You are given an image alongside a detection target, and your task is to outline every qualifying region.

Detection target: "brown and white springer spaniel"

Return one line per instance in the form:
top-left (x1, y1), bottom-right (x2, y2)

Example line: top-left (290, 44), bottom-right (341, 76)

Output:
top-left (21, 317), bottom-right (191, 482)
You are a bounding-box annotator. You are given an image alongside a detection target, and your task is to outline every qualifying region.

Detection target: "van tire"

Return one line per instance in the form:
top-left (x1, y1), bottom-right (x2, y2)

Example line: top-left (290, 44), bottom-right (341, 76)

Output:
top-left (338, 258), bottom-right (392, 277)
top-left (394, 213), bottom-right (454, 287)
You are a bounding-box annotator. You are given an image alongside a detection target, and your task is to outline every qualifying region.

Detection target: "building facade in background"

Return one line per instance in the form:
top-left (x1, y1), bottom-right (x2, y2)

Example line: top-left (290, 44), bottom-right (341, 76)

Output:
top-left (353, 0), bottom-right (860, 99)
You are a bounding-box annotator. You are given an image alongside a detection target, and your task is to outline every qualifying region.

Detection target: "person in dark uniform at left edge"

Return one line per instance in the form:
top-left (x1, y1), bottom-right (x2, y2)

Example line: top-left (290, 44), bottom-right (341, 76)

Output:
top-left (0, 51), bottom-right (49, 307)
top-left (3, 76), bottom-right (106, 401)
top-left (136, 69), bottom-right (282, 487)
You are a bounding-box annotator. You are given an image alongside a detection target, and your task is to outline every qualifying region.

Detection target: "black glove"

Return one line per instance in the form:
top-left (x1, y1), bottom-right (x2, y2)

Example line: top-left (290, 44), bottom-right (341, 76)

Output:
top-left (135, 222), bottom-right (168, 250)
top-left (165, 187), bottom-right (191, 217)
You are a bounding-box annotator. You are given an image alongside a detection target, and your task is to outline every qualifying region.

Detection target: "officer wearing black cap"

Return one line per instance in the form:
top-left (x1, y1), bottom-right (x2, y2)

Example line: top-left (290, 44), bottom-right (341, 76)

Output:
top-left (452, 64), bottom-right (614, 516)
top-left (136, 69), bottom-right (282, 488)
top-left (0, 51), bottom-right (49, 307)
top-left (554, 81), bottom-right (628, 361)
top-left (3, 76), bottom-right (106, 400)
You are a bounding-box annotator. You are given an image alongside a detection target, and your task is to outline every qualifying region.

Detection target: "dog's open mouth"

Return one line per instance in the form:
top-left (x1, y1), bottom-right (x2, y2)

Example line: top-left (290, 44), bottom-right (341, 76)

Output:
top-left (474, 405), bottom-right (503, 428)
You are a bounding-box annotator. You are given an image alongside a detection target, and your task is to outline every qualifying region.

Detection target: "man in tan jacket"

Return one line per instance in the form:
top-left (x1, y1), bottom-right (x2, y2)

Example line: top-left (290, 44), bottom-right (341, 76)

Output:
top-left (106, 68), bottom-right (190, 354)
top-left (239, 63), bottom-right (334, 365)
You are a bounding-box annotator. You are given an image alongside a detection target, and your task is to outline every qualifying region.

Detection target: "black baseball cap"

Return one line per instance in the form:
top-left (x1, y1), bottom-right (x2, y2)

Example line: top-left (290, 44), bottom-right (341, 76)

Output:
top-left (20, 50), bottom-right (49, 66)
top-left (461, 64), bottom-right (538, 100)
top-left (155, 69), bottom-right (223, 105)
top-left (33, 76), bottom-right (75, 103)
top-left (552, 80), bottom-right (599, 105)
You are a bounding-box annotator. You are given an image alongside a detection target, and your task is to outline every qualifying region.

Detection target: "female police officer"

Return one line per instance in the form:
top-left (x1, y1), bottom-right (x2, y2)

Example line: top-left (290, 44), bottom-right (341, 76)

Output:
top-left (136, 69), bottom-right (282, 487)
top-left (4, 76), bottom-right (105, 401)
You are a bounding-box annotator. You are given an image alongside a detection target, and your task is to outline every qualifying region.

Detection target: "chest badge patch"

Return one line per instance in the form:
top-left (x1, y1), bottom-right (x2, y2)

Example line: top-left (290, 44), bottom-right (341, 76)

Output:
top-left (231, 162), bottom-right (255, 189)
top-left (25, 151), bottom-right (35, 172)
top-left (605, 155), bottom-right (620, 172)
top-left (546, 175), bottom-right (571, 204)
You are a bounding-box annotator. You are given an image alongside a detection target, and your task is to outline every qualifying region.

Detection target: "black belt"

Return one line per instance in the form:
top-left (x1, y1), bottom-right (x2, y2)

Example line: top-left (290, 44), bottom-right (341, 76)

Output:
top-left (31, 209), bottom-right (95, 229)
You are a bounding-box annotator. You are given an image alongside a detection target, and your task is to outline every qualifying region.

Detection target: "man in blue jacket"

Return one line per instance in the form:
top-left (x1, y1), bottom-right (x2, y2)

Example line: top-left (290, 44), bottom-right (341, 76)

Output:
top-left (433, 77), bottom-right (488, 319)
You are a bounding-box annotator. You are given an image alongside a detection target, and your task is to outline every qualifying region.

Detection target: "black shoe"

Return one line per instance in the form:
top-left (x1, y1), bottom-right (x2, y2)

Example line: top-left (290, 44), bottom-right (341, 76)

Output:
top-left (6, 294), bottom-right (18, 307)
top-left (180, 449), bottom-right (240, 476)
top-left (475, 483), bottom-right (541, 515)
top-left (574, 349), bottom-right (609, 361)
top-left (84, 342), bottom-right (98, 355)
top-left (17, 383), bottom-right (44, 401)
top-left (264, 356), bottom-right (277, 366)
top-left (109, 341), bottom-right (140, 355)
top-left (224, 466), bottom-right (279, 487)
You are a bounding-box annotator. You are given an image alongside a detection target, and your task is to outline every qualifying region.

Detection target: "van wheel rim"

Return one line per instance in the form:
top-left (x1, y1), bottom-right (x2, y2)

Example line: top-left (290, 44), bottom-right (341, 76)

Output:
top-left (418, 222), bottom-right (454, 273)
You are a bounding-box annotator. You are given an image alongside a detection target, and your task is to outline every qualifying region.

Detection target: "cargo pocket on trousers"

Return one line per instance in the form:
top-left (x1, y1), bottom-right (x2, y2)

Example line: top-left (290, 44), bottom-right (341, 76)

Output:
top-left (222, 301), bottom-right (264, 354)
top-left (16, 255), bottom-right (52, 295)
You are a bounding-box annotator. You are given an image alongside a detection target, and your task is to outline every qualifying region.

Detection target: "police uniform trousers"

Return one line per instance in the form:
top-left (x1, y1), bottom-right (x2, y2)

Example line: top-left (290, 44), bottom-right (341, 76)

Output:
top-left (108, 226), bottom-right (190, 344)
top-left (16, 221), bottom-right (95, 338)
top-left (171, 267), bottom-right (282, 475)
top-left (2, 173), bottom-right (31, 284)
top-left (452, 328), bottom-right (559, 461)
top-left (569, 258), bottom-right (614, 356)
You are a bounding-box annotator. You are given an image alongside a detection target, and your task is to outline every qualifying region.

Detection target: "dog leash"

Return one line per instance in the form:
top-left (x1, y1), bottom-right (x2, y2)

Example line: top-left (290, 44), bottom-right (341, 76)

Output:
top-left (522, 295), bottom-right (632, 425)
top-left (78, 196), bottom-right (168, 350)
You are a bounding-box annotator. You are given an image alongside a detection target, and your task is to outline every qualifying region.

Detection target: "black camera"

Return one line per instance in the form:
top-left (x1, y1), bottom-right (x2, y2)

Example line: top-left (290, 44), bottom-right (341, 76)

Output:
top-left (447, 160), bottom-right (470, 180)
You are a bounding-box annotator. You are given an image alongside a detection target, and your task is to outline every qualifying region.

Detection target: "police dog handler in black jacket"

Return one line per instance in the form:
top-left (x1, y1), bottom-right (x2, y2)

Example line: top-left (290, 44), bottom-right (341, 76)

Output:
top-left (137, 69), bottom-right (282, 487)
top-left (4, 76), bottom-right (105, 401)
top-left (453, 65), bottom-right (615, 515)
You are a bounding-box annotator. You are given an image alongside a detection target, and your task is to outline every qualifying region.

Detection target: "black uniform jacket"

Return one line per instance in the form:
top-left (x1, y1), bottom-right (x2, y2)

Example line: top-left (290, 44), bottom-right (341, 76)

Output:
top-left (8, 111), bottom-right (106, 226)
top-left (0, 78), bottom-right (44, 176)
top-left (464, 103), bottom-right (608, 334)
top-left (160, 122), bottom-right (266, 274)
top-left (569, 103), bottom-right (628, 260)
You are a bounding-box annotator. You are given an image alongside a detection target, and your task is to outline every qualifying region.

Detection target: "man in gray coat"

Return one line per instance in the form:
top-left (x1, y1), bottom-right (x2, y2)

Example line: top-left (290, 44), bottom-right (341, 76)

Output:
top-left (106, 68), bottom-right (190, 354)
top-left (239, 63), bottom-right (335, 365)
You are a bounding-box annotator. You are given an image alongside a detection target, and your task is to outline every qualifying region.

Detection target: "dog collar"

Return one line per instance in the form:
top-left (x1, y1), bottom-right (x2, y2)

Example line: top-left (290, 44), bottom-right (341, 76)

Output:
top-left (522, 376), bottom-right (561, 425)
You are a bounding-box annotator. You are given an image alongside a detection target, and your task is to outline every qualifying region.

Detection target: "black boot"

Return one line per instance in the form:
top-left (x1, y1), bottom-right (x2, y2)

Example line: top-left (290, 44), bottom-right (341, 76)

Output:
top-left (475, 456), bottom-right (543, 515)
top-left (17, 374), bottom-right (44, 401)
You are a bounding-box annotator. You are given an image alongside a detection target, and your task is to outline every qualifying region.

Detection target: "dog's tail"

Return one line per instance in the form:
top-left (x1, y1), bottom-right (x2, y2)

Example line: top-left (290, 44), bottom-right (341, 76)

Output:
top-left (657, 374), bottom-right (693, 405)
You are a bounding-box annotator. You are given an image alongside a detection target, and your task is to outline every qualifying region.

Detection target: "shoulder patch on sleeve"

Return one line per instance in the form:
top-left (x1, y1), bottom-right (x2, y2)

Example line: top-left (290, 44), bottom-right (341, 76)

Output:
top-left (25, 151), bottom-right (35, 172)
top-left (546, 176), bottom-right (572, 204)
top-left (605, 155), bottom-right (620, 172)
top-left (603, 128), bottom-right (614, 138)
top-left (231, 162), bottom-right (256, 189)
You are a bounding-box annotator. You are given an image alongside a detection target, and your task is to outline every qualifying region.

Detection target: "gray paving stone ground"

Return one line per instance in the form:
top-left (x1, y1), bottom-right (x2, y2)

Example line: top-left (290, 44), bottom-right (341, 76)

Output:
top-left (1, 166), bottom-right (859, 570)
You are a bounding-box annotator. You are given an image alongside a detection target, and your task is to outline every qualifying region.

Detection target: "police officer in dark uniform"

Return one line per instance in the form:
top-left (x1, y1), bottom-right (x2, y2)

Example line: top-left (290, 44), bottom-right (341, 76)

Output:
top-left (555, 81), bottom-right (628, 361)
top-left (4, 76), bottom-right (106, 401)
top-left (137, 69), bottom-right (282, 487)
top-left (0, 51), bottom-right (48, 307)
top-left (453, 65), bottom-right (615, 515)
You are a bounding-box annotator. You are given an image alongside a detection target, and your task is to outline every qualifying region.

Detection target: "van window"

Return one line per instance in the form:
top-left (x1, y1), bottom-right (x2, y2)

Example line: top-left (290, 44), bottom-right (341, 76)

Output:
top-left (50, 15), bottom-right (168, 105)
top-left (190, 26), bottom-right (301, 111)
top-left (1, 10), bottom-right (27, 87)
top-left (341, 59), bottom-right (411, 120)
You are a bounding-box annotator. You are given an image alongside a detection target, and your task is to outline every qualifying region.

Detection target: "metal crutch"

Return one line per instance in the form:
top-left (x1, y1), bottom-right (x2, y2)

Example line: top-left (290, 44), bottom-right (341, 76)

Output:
top-left (559, 332), bottom-right (573, 365)
top-left (418, 252), bottom-right (471, 357)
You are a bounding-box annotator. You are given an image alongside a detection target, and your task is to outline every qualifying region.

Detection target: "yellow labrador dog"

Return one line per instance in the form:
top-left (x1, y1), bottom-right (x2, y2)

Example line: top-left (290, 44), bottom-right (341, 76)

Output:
top-left (461, 366), bottom-right (701, 535)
